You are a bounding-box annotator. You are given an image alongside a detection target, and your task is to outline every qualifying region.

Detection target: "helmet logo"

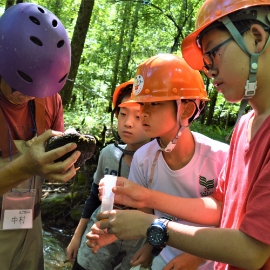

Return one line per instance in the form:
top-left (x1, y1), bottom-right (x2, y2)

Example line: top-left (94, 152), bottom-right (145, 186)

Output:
top-left (133, 75), bottom-right (144, 96)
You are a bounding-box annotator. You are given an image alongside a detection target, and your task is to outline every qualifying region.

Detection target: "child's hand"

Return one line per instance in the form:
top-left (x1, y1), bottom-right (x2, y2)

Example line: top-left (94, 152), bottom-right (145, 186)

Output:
top-left (85, 221), bottom-right (117, 254)
top-left (130, 242), bottom-right (153, 268)
top-left (99, 177), bottom-right (150, 209)
top-left (66, 235), bottom-right (81, 261)
top-left (163, 253), bottom-right (206, 270)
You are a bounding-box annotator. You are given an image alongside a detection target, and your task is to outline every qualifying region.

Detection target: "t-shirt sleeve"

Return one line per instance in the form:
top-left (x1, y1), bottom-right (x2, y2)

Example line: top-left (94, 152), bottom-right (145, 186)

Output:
top-left (81, 183), bottom-right (101, 218)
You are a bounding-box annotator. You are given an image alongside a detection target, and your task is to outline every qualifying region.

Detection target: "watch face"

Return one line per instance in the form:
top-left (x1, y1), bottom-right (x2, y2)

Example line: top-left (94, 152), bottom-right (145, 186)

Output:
top-left (147, 225), bottom-right (166, 246)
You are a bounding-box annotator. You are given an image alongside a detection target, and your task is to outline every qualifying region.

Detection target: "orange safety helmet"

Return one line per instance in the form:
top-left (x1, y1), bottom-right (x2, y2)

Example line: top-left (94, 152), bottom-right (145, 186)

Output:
top-left (129, 54), bottom-right (209, 103)
top-left (112, 79), bottom-right (134, 109)
top-left (182, 0), bottom-right (270, 70)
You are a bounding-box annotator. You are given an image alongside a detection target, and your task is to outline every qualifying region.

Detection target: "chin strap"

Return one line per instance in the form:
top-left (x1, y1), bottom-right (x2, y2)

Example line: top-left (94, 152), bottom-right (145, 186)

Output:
top-left (157, 99), bottom-right (204, 152)
top-left (156, 125), bottom-right (187, 152)
top-left (156, 100), bottom-right (188, 153)
top-left (220, 16), bottom-right (270, 141)
top-left (114, 142), bottom-right (136, 156)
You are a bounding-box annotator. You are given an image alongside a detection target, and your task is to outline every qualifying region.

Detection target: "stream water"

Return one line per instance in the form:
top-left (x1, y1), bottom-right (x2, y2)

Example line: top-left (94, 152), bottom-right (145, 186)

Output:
top-left (43, 227), bottom-right (73, 270)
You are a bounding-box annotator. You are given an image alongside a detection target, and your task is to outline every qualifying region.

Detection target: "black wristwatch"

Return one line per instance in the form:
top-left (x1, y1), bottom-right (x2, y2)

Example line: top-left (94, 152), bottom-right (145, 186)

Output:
top-left (147, 217), bottom-right (171, 256)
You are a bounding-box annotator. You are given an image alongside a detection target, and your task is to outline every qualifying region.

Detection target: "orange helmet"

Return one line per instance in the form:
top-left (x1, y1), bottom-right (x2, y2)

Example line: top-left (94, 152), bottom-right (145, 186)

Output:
top-left (182, 0), bottom-right (270, 70)
top-left (129, 54), bottom-right (209, 103)
top-left (112, 79), bottom-right (134, 109)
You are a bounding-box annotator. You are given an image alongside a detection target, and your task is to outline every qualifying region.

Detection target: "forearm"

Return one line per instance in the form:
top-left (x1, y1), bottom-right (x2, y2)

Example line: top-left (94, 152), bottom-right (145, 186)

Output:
top-left (166, 223), bottom-right (270, 269)
top-left (130, 213), bottom-right (270, 269)
top-left (145, 190), bottom-right (221, 225)
top-left (73, 218), bottom-right (89, 239)
top-left (0, 155), bottom-right (33, 196)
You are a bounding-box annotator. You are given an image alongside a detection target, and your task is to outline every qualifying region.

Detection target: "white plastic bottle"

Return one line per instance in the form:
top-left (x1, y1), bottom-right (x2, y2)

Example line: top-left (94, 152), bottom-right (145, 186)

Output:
top-left (100, 175), bottom-right (117, 212)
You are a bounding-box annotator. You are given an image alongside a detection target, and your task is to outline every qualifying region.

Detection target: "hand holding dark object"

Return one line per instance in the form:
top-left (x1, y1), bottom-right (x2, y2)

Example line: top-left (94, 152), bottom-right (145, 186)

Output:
top-left (45, 129), bottom-right (96, 168)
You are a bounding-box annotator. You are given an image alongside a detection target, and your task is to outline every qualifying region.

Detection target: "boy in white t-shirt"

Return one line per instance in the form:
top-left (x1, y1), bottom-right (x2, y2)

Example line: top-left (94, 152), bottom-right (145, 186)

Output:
top-left (88, 54), bottom-right (229, 270)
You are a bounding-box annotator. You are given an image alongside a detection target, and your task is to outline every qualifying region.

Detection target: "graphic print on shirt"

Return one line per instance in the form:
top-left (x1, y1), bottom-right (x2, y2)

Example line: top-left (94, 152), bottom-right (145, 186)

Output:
top-left (199, 175), bottom-right (215, 196)
top-left (104, 167), bottom-right (118, 176)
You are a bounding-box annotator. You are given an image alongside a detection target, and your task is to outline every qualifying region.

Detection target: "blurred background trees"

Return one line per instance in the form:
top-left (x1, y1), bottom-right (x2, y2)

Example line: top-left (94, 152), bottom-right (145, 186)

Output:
top-left (0, 0), bottom-right (246, 144)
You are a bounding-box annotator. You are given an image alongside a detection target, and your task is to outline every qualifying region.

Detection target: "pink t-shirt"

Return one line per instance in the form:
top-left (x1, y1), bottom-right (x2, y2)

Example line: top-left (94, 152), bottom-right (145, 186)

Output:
top-left (213, 111), bottom-right (270, 269)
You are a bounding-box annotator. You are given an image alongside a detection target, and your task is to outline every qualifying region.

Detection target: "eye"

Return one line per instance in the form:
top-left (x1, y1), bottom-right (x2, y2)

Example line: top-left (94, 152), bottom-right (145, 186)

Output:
top-left (151, 102), bottom-right (159, 106)
top-left (210, 48), bottom-right (219, 58)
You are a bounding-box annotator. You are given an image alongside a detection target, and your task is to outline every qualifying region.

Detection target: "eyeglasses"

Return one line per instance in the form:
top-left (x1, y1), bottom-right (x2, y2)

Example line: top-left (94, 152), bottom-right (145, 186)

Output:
top-left (202, 36), bottom-right (233, 77)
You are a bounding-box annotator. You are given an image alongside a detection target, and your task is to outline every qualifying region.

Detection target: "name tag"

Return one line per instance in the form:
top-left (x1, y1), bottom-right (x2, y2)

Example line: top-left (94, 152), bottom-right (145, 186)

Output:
top-left (3, 209), bottom-right (33, 229)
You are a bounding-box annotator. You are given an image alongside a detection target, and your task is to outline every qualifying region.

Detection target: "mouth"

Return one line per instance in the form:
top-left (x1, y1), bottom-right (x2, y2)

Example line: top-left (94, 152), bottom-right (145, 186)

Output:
top-left (213, 81), bottom-right (223, 92)
top-left (142, 122), bottom-right (150, 127)
top-left (122, 131), bottom-right (132, 135)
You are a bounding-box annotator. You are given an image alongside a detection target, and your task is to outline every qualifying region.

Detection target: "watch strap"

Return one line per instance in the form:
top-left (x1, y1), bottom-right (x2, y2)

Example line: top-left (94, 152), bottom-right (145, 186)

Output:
top-left (151, 246), bottom-right (163, 256)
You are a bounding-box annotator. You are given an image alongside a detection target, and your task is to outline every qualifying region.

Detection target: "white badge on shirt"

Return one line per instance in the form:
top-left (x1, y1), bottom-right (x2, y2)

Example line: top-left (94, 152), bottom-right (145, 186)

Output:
top-left (0, 189), bottom-right (35, 230)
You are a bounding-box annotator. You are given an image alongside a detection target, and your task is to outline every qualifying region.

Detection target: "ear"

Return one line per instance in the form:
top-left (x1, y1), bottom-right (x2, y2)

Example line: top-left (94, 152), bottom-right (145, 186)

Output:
top-left (180, 101), bottom-right (196, 120)
top-left (250, 24), bottom-right (268, 53)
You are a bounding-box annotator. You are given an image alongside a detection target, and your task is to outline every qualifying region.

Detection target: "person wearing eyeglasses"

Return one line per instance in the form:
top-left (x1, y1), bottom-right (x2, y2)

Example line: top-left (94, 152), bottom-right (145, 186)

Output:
top-left (87, 1), bottom-right (270, 269)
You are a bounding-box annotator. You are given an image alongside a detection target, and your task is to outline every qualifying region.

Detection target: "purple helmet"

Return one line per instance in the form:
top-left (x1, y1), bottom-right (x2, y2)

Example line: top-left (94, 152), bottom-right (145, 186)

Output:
top-left (0, 3), bottom-right (71, 98)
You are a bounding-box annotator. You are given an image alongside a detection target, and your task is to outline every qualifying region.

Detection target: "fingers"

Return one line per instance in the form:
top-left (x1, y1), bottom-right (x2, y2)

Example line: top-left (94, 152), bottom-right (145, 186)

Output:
top-left (44, 162), bottom-right (77, 183)
top-left (44, 143), bottom-right (80, 164)
top-left (85, 234), bottom-right (100, 254)
top-left (42, 150), bottom-right (80, 181)
top-left (86, 239), bottom-right (100, 254)
top-left (96, 213), bottom-right (110, 227)
top-left (34, 129), bottom-right (62, 144)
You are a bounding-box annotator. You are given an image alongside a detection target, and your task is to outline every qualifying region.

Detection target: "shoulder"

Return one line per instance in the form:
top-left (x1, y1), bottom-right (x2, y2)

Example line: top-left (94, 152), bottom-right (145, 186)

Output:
top-left (192, 131), bottom-right (229, 156)
top-left (100, 143), bottom-right (124, 158)
top-left (42, 93), bottom-right (63, 107)
top-left (134, 139), bottom-right (158, 156)
top-left (133, 140), bottom-right (159, 162)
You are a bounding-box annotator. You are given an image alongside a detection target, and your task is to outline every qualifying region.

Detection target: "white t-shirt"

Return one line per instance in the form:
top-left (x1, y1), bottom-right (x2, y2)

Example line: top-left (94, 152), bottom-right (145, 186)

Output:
top-left (129, 132), bottom-right (229, 269)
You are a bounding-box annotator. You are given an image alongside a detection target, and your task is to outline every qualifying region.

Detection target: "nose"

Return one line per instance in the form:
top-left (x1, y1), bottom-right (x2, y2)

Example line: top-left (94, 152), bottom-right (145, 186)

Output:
top-left (140, 104), bottom-right (149, 117)
top-left (207, 66), bottom-right (219, 78)
top-left (124, 115), bottom-right (133, 127)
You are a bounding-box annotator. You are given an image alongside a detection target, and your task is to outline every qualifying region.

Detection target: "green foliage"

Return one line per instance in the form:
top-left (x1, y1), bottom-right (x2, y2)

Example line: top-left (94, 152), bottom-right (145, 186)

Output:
top-left (190, 120), bottom-right (232, 144)
top-left (0, 0), bottom-right (243, 142)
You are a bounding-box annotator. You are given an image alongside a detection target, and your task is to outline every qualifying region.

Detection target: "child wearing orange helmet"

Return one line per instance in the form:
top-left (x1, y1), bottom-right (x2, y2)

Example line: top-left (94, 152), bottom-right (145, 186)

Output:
top-left (67, 80), bottom-right (150, 270)
top-left (88, 1), bottom-right (270, 269)
top-left (87, 54), bottom-right (229, 270)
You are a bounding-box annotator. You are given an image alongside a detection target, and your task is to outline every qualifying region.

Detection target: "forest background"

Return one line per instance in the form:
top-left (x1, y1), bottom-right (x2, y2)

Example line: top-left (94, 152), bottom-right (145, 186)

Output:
top-left (1, 0), bottom-right (248, 145)
top-left (0, 1), bottom-right (250, 266)
top-left (1, 0), bottom-right (250, 224)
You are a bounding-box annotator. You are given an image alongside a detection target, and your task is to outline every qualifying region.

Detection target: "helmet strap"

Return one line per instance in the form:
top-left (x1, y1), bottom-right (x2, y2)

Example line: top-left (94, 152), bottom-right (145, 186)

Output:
top-left (157, 100), bottom-right (188, 152)
top-left (220, 16), bottom-right (270, 99)
top-left (219, 16), bottom-right (270, 141)
top-left (114, 141), bottom-right (136, 156)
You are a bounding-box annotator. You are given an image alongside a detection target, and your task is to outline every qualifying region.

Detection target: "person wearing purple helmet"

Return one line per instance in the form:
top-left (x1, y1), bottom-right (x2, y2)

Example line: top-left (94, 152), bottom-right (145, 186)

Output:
top-left (0, 3), bottom-right (76, 270)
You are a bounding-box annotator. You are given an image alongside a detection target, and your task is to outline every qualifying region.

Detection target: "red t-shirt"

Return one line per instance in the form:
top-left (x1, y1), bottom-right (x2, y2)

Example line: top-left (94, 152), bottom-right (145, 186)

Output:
top-left (0, 93), bottom-right (64, 141)
top-left (213, 111), bottom-right (270, 269)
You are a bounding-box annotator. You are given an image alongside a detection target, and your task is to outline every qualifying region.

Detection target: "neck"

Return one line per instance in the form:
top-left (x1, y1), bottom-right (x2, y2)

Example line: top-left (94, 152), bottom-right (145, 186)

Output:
top-left (161, 129), bottom-right (195, 170)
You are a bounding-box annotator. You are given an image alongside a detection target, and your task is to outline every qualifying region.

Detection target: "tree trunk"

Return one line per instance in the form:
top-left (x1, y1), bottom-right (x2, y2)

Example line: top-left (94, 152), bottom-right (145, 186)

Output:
top-left (120, 2), bottom-right (140, 83)
top-left (5, 0), bottom-right (15, 10)
top-left (107, 1), bottom-right (132, 113)
top-left (61, 0), bottom-right (95, 108)
top-left (206, 90), bottom-right (218, 126)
